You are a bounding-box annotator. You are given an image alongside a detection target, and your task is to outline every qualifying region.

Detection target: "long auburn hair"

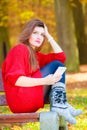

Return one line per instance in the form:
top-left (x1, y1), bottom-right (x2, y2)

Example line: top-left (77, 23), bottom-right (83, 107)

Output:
top-left (18, 19), bottom-right (45, 72)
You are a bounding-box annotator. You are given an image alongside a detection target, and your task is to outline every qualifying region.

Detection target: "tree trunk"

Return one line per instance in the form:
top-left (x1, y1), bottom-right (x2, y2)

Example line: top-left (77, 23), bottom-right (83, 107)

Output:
top-left (0, 27), bottom-right (10, 68)
top-left (0, 1), bottom-right (10, 68)
top-left (54, 0), bottom-right (79, 72)
top-left (72, 0), bottom-right (87, 64)
top-left (82, 4), bottom-right (87, 64)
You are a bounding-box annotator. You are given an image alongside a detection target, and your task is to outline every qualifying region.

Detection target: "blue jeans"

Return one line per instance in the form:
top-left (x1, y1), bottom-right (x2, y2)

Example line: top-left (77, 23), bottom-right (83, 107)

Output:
top-left (40, 60), bottom-right (66, 103)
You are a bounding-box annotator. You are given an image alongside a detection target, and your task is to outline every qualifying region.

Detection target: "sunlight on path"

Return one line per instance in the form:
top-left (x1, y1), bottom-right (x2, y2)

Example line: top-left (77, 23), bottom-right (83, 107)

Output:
top-left (66, 64), bottom-right (87, 83)
top-left (66, 72), bottom-right (87, 82)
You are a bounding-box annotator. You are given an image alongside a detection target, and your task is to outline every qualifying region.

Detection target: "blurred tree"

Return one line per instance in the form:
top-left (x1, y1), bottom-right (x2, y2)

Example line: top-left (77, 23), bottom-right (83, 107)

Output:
top-left (80, 3), bottom-right (87, 64)
top-left (0, 0), bottom-right (10, 68)
top-left (54, 0), bottom-right (79, 72)
top-left (72, 0), bottom-right (87, 64)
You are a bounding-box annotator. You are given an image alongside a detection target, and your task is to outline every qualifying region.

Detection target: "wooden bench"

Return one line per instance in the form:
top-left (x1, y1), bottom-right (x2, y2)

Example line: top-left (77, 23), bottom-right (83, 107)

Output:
top-left (0, 69), bottom-right (68, 130)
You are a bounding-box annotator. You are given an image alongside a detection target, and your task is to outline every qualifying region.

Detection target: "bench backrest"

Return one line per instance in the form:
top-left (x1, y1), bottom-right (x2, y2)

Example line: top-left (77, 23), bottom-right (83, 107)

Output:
top-left (0, 69), bottom-right (4, 92)
top-left (0, 69), bottom-right (7, 106)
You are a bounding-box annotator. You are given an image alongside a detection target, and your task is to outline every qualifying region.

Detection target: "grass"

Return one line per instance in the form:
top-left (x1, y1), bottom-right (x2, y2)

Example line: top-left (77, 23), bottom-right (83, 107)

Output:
top-left (0, 87), bottom-right (86, 130)
top-left (67, 87), bottom-right (87, 130)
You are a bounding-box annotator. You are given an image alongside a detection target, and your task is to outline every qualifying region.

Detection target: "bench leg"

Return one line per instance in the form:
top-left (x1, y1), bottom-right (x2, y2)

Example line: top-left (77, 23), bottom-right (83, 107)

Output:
top-left (40, 111), bottom-right (59, 130)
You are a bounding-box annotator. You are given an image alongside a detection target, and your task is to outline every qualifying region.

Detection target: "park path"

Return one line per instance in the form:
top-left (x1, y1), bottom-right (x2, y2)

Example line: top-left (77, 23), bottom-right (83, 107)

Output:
top-left (66, 64), bottom-right (87, 89)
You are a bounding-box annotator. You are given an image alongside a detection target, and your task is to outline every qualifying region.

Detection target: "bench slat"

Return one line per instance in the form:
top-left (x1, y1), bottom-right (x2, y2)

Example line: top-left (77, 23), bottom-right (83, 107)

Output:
top-left (0, 113), bottom-right (39, 123)
top-left (0, 95), bottom-right (7, 105)
top-left (0, 70), bottom-right (4, 92)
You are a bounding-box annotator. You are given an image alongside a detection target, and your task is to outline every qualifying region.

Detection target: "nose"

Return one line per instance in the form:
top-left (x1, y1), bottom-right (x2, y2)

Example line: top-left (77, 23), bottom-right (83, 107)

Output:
top-left (37, 34), bottom-right (42, 39)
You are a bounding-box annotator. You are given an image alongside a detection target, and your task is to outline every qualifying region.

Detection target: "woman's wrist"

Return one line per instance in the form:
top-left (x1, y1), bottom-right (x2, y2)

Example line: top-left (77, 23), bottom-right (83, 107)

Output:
top-left (48, 36), bottom-right (54, 42)
top-left (46, 34), bottom-right (54, 42)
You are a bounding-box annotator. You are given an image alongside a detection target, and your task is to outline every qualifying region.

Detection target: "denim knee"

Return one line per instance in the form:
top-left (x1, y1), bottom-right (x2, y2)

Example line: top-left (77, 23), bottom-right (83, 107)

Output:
top-left (52, 60), bottom-right (65, 83)
top-left (52, 60), bottom-right (65, 67)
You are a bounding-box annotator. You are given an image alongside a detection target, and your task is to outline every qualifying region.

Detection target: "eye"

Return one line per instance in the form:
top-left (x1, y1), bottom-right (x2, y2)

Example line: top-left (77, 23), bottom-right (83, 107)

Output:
top-left (33, 31), bottom-right (37, 34)
top-left (41, 33), bottom-right (45, 37)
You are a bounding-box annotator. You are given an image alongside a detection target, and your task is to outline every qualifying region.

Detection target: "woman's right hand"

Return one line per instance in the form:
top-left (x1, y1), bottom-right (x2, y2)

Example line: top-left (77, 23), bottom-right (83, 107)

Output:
top-left (44, 24), bottom-right (52, 40)
top-left (44, 74), bottom-right (62, 85)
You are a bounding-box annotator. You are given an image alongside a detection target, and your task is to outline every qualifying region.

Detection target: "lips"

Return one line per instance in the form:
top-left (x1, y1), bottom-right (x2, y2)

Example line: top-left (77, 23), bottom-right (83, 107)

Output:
top-left (35, 40), bottom-right (41, 44)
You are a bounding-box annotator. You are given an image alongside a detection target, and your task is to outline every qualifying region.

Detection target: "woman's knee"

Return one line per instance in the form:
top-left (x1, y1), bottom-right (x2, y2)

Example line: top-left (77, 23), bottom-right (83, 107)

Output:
top-left (52, 60), bottom-right (64, 67)
top-left (40, 60), bottom-right (65, 77)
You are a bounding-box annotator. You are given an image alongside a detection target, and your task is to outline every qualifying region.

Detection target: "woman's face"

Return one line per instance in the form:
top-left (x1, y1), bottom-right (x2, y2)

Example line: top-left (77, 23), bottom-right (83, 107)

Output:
top-left (29, 26), bottom-right (45, 49)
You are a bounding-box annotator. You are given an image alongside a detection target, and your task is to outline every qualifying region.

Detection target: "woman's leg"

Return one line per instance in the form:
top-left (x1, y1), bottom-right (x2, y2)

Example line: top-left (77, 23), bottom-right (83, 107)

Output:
top-left (41, 60), bottom-right (76, 124)
top-left (40, 60), bottom-right (65, 103)
top-left (41, 60), bottom-right (65, 83)
top-left (40, 60), bottom-right (82, 124)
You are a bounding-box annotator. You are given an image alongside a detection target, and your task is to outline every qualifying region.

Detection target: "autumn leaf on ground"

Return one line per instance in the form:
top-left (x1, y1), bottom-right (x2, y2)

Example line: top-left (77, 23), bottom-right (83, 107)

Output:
top-left (11, 125), bottom-right (22, 130)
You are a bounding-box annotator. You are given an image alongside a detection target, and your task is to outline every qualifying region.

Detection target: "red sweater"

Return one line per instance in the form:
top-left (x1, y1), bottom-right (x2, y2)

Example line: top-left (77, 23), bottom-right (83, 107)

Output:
top-left (2, 43), bottom-right (66, 113)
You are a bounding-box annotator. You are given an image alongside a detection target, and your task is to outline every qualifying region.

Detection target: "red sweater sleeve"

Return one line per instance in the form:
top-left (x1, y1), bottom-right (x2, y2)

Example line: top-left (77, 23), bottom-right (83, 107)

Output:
top-left (37, 52), bottom-right (66, 68)
top-left (2, 44), bottom-right (30, 86)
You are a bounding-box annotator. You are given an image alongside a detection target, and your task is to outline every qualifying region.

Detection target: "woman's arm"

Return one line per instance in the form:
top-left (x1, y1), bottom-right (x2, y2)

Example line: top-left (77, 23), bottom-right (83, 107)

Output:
top-left (44, 25), bottom-right (63, 53)
top-left (15, 74), bottom-right (62, 87)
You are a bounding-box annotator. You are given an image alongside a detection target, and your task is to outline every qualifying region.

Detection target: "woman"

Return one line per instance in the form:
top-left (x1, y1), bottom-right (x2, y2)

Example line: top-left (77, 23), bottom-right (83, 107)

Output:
top-left (2, 19), bottom-right (82, 124)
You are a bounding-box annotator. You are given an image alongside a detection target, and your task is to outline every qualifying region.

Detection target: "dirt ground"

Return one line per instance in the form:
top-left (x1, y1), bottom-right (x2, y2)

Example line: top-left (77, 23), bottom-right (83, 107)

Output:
top-left (66, 64), bottom-right (87, 90)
